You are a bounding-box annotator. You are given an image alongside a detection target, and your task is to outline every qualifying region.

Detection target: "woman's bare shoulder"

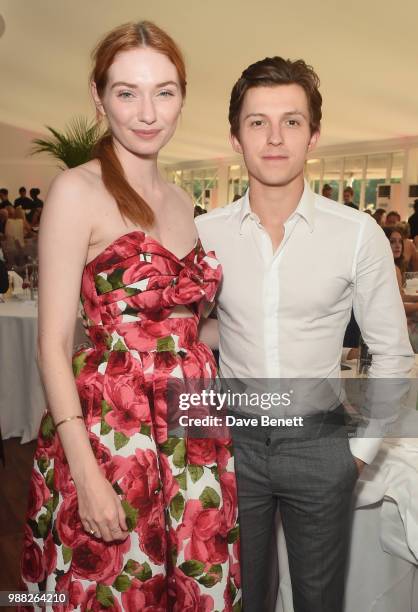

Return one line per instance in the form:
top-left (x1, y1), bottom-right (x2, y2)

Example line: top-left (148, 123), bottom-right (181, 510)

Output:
top-left (167, 182), bottom-right (194, 209)
top-left (48, 160), bottom-right (101, 195)
top-left (45, 160), bottom-right (106, 217)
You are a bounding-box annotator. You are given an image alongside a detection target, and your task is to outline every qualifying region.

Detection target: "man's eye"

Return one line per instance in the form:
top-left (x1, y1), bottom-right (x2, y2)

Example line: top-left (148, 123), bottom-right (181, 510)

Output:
top-left (286, 119), bottom-right (300, 127)
top-left (251, 120), bottom-right (264, 127)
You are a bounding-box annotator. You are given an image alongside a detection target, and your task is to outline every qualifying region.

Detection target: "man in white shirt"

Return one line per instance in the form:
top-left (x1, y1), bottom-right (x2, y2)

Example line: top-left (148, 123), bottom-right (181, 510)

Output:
top-left (196, 56), bottom-right (413, 612)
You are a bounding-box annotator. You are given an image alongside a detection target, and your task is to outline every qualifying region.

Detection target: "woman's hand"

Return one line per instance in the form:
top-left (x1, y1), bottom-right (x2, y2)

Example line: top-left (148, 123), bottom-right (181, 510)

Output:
top-left (75, 468), bottom-right (129, 542)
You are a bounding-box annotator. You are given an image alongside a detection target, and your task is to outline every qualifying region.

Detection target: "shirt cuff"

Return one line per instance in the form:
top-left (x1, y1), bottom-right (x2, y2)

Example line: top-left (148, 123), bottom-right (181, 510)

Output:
top-left (349, 437), bottom-right (382, 464)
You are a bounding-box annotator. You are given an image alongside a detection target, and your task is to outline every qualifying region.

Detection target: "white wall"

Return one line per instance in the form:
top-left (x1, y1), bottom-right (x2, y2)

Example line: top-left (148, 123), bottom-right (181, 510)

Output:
top-left (0, 122), bottom-right (60, 200)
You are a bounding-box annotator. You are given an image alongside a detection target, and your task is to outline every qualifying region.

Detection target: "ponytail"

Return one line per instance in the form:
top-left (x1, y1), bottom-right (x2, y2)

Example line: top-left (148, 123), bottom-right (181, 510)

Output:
top-left (92, 132), bottom-right (154, 228)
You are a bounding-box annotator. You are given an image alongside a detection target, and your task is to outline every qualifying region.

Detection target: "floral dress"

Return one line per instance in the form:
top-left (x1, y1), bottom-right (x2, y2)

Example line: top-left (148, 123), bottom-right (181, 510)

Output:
top-left (21, 231), bottom-right (241, 611)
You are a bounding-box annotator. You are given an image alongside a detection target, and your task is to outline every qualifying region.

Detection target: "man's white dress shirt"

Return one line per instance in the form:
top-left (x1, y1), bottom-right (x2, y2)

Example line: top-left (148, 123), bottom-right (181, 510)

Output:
top-left (196, 182), bottom-right (414, 463)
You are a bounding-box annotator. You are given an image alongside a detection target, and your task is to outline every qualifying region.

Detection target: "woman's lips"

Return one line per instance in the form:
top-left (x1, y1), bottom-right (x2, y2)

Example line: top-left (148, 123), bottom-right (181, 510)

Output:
top-left (132, 129), bottom-right (161, 140)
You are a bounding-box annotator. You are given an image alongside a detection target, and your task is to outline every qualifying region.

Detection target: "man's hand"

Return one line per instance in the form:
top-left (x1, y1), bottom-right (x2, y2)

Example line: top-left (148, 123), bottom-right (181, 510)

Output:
top-left (353, 456), bottom-right (366, 475)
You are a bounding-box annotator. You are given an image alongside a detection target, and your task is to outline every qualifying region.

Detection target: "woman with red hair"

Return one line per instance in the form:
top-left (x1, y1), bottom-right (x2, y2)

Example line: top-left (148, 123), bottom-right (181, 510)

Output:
top-left (20, 21), bottom-right (240, 611)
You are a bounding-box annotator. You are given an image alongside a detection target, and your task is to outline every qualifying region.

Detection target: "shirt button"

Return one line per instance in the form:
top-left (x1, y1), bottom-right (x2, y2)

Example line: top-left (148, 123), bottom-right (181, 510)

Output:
top-left (266, 437), bottom-right (271, 447)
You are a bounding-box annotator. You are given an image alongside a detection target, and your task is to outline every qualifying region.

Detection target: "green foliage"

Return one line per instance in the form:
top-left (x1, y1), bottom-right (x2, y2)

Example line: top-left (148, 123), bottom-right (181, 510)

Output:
top-left (31, 116), bottom-right (103, 169)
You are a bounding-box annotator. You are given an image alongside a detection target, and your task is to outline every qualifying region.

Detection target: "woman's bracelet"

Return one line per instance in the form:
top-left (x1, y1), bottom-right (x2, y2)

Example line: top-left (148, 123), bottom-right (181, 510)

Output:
top-left (55, 415), bottom-right (84, 429)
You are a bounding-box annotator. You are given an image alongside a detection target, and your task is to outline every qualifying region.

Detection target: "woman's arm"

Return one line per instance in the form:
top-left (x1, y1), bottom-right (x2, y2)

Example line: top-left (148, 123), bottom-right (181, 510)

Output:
top-left (38, 170), bottom-right (127, 541)
top-left (198, 317), bottom-right (219, 349)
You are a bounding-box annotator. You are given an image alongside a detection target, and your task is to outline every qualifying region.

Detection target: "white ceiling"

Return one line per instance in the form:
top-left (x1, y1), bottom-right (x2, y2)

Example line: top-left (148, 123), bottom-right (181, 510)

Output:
top-left (1, 0), bottom-right (417, 165)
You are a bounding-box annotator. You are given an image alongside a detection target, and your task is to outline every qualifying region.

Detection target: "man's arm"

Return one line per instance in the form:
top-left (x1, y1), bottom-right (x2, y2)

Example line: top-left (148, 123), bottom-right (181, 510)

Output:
top-left (350, 216), bottom-right (414, 464)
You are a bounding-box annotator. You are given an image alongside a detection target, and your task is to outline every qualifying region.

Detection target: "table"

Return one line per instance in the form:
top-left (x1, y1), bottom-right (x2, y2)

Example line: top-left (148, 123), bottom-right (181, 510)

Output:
top-left (275, 434), bottom-right (418, 612)
top-left (275, 357), bottom-right (418, 611)
top-left (0, 299), bottom-right (87, 443)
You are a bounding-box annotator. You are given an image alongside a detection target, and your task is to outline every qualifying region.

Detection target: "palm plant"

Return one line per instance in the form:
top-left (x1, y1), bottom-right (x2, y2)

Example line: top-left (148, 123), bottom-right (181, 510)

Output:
top-left (31, 116), bottom-right (103, 169)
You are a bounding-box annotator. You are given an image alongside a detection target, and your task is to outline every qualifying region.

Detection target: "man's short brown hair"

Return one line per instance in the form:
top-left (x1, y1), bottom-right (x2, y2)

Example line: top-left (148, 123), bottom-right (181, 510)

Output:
top-left (229, 56), bottom-right (322, 139)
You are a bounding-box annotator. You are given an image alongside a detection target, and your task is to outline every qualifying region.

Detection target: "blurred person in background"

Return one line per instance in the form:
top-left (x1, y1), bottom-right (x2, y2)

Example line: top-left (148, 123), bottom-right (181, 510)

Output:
top-left (384, 226), bottom-right (418, 351)
top-left (321, 183), bottom-right (333, 199)
top-left (343, 186), bottom-right (358, 209)
top-left (14, 186), bottom-right (32, 209)
top-left (408, 199), bottom-right (418, 240)
top-left (373, 207), bottom-right (386, 226)
top-left (27, 187), bottom-right (44, 227)
top-left (385, 210), bottom-right (401, 226)
top-left (397, 221), bottom-right (418, 271)
top-left (0, 188), bottom-right (13, 210)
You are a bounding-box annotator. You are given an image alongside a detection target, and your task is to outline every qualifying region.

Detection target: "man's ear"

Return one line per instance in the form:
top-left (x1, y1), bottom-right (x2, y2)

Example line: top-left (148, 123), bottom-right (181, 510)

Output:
top-left (230, 131), bottom-right (243, 155)
top-left (91, 82), bottom-right (106, 118)
top-left (307, 128), bottom-right (320, 153)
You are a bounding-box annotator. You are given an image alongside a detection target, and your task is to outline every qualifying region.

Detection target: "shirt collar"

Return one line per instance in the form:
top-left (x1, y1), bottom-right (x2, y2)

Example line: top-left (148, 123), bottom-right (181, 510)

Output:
top-left (238, 179), bottom-right (315, 234)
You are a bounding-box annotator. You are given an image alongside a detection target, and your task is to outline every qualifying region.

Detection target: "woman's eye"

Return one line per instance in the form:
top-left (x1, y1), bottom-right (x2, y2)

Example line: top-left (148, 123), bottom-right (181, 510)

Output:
top-left (117, 91), bottom-right (134, 99)
top-left (158, 90), bottom-right (175, 97)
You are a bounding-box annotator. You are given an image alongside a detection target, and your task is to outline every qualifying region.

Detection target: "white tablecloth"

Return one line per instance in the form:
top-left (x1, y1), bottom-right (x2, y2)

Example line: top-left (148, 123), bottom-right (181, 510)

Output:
top-left (276, 440), bottom-right (418, 612)
top-left (0, 299), bottom-right (87, 443)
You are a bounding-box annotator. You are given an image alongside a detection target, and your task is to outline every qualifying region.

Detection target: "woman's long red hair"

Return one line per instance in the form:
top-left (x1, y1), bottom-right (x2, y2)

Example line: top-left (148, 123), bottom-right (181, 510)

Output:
top-left (90, 21), bottom-right (186, 228)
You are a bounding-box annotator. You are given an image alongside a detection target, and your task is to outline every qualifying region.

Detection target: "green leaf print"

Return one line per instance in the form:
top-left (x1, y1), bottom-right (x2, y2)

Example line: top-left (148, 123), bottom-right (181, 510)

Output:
top-left (197, 564), bottom-right (223, 588)
top-left (169, 492), bottom-right (185, 521)
top-left (37, 457), bottom-right (50, 474)
top-left (137, 562), bottom-right (152, 582)
top-left (52, 523), bottom-right (61, 546)
top-left (171, 545), bottom-right (178, 568)
top-left (41, 413), bottom-right (55, 439)
top-left (72, 352), bottom-right (88, 377)
top-left (62, 546), bottom-right (72, 564)
top-left (156, 335), bottom-right (175, 353)
top-left (100, 420), bottom-right (112, 436)
top-left (113, 574), bottom-right (131, 592)
top-left (114, 431), bottom-right (129, 450)
top-left (210, 465), bottom-right (220, 482)
top-left (37, 510), bottom-right (52, 538)
top-left (28, 518), bottom-right (41, 539)
top-left (121, 500), bottom-right (138, 531)
top-left (198, 574), bottom-right (218, 588)
top-left (96, 584), bottom-right (114, 607)
top-left (94, 275), bottom-right (113, 294)
top-left (199, 486), bottom-right (220, 509)
top-left (113, 338), bottom-right (128, 352)
top-left (227, 526), bottom-right (240, 544)
top-left (179, 560), bottom-right (205, 578)
top-left (229, 579), bottom-right (237, 603)
top-left (45, 468), bottom-right (55, 491)
top-left (209, 564), bottom-right (223, 576)
top-left (160, 438), bottom-right (180, 456)
top-left (106, 268), bottom-right (126, 290)
top-left (52, 490), bottom-right (59, 513)
top-left (172, 439), bottom-right (186, 468)
top-left (125, 287), bottom-right (141, 297)
top-left (175, 470), bottom-right (187, 490)
top-left (124, 560), bottom-right (152, 582)
top-left (101, 400), bottom-right (112, 435)
top-left (140, 423), bottom-right (151, 437)
top-left (188, 465), bottom-right (204, 483)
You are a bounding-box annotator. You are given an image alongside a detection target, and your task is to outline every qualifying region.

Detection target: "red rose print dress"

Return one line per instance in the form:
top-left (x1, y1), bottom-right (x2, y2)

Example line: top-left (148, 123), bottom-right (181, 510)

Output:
top-left (21, 231), bottom-right (241, 611)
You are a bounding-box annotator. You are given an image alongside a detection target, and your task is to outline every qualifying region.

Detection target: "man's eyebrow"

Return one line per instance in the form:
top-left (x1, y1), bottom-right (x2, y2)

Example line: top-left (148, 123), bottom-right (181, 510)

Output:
top-left (243, 110), bottom-right (308, 120)
top-left (110, 80), bottom-right (179, 89)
